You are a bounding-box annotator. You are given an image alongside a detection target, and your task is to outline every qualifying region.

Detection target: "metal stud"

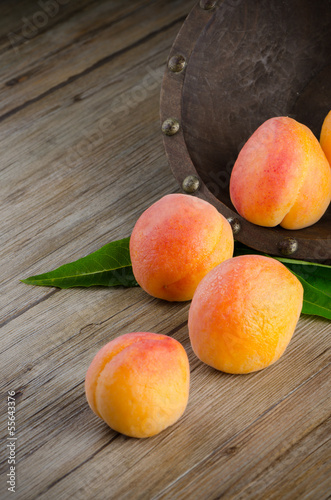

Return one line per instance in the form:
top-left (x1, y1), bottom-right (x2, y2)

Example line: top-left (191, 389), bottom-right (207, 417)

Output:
top-left (168, 54), bottom-right (186, 73)
top-left (161, 118), bottom-right (180, 136)
top-left (227, 217), bottom-right (241, 235)
top-left (278, 237), bottom-right (298, 256)
top-left (199, 0), bottom-right (217, 10)
top-left (182, 175), bottom-right (200, 193)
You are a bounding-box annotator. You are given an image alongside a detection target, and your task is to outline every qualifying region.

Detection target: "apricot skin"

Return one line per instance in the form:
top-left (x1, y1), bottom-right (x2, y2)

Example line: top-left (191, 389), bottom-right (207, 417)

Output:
top-left (229, 117), bottom-right (331, 230)
top-left (320, 110), bottom-right (331, 166)
top-left (85, 333), bottom-right (190, 438)
top-left (130, 193), bottom-right (234, 302)
top-left (188, 255), bottom-right (303, 374)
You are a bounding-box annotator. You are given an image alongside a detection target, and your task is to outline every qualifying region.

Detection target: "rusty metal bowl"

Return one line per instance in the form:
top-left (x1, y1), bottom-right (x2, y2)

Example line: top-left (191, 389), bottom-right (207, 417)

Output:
top-left (160, 0), bottom-right (331, 260)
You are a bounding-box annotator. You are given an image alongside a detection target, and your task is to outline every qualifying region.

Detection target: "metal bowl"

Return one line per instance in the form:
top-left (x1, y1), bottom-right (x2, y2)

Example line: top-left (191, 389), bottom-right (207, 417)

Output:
top-left (160, 0), bottom-right (331, 260)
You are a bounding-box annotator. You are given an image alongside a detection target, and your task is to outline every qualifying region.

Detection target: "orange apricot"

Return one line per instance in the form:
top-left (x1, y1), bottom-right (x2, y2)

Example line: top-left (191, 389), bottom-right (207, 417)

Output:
top-left (188, 255), bottom-right (303, 374)
top-left (130, 193), bottom-right (234, 301)
top-left (230, 116), bottom-right (331, 229)
top-left (320, 110), bottom-right (331, 165)
top-left (85, 332), bottom-right (190, 438)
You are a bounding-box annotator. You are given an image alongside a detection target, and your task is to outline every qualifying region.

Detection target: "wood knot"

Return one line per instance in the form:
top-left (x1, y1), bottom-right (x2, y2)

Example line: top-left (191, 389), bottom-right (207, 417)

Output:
top-left (224, 445), bottom-right (238, 456)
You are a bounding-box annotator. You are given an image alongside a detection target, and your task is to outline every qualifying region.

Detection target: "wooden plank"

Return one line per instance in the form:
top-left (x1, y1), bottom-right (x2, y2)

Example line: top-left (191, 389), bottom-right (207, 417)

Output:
top-left (1, 3), bottom-right (193, 325)
top-left (156, 365), bottom-right (331, 500)
top-left (0, 0), bottom-right (93, 52)
top-left (0, 311), bottom-right (329, 499)
top-left (0, 0), bottom-right (191, 118)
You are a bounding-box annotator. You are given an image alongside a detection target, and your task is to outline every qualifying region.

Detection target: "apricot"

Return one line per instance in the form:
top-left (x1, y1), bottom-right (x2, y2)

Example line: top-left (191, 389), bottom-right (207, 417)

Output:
top-left (130, 193), bottom-right (234, 301)
top-left (320, 110), bottom-right (331, 165)
top-left (85, 332), bottom-right (190, 438)
top-left (230, 116), bottom-right (331, 229)
top-left (188, 255), bottom-right (303, 374)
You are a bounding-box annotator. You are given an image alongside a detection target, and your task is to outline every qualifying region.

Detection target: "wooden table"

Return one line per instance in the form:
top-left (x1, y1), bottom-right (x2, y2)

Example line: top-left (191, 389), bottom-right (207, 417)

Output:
top-left (1, 1), bottom-right (330, 498)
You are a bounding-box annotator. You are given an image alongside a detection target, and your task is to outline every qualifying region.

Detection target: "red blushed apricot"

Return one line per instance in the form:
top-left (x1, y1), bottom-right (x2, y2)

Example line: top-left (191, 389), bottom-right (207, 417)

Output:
top-left (230, 117), bottom-right (331, 229)
top-left (129, 193), bottom-right (234, 301)
top-left (320, 110), bottom-right (331, 166)
top-left (85, 333), bottom-right (190, 438)
top-left (188, 255), bottom-right (303, 374)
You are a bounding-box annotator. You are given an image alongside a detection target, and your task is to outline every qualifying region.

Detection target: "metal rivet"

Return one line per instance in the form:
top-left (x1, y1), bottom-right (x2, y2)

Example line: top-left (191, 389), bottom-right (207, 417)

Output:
top-left (278, 237), bottom-right (298, 256)
top-left (199, 0), bottom-right (217, 10)
top-left (161, 118), bottom-right (180, 136)
top-left (227, 217), bottom-right (241, 235)
top-left (168, 54), bottom-right (186, 73)
top-left (182, 175), bottom-right (200, 193)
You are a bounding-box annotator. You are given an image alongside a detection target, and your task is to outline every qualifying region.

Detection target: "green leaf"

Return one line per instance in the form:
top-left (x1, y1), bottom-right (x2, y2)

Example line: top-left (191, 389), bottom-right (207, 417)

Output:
top-left (20, 237), bottom-right (331, 320)
top-left (21, 237), bottom-right (138, 289)
top-left (233, 241), bottom-right (331, 320)
top-left (288, 269), bottom-right (331, 320)
top-left (279, 262), bottom-right (331, 298)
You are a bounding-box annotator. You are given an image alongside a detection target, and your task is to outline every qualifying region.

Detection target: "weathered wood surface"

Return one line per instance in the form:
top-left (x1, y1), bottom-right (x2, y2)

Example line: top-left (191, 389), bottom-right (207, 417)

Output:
top-left (0, 1), bottom-right (330, 499)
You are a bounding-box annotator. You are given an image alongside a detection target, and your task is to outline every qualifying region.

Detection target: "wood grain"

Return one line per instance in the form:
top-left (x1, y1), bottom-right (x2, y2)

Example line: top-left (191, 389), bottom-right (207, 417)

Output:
top-left (1, 1), bottom-right (330, 499)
